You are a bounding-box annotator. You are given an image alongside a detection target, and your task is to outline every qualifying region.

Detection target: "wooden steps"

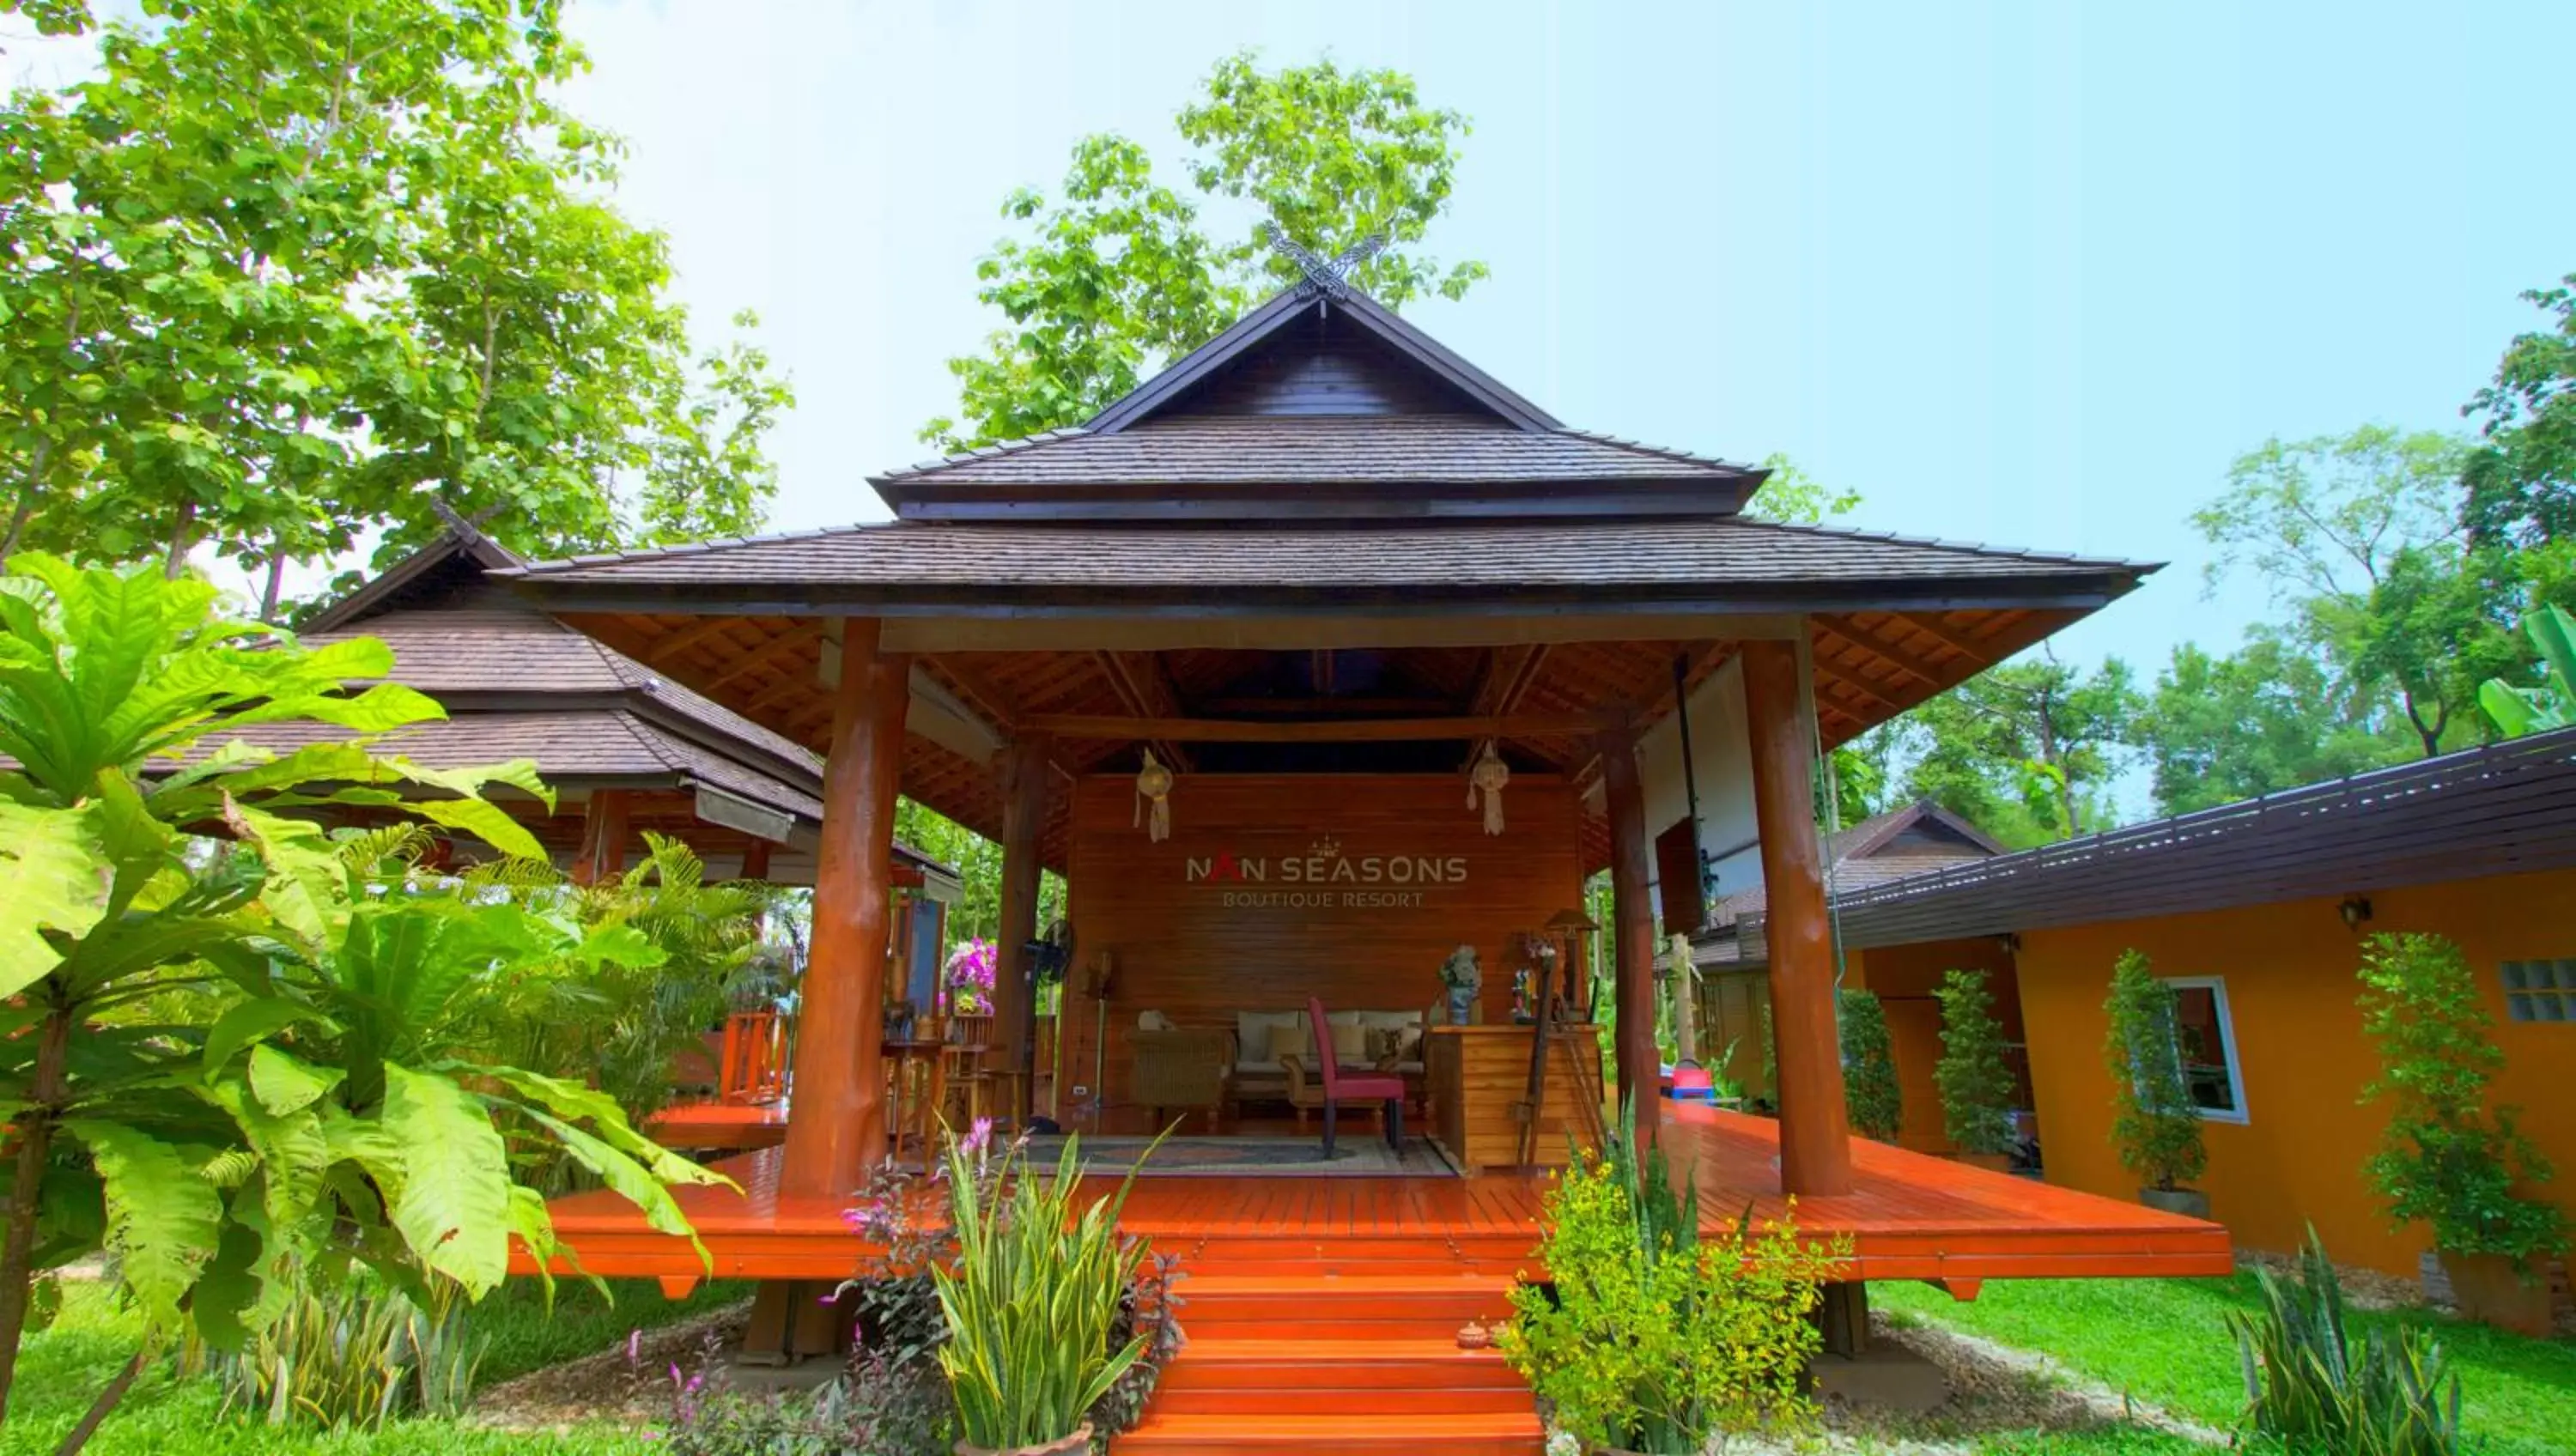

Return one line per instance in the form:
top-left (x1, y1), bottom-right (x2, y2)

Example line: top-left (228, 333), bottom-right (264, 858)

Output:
top-left (1119, 1250), bottom-right (1543, 1455)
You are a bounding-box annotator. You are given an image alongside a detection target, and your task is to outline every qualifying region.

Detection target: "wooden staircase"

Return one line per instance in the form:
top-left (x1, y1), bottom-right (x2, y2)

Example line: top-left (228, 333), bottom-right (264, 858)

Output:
top-left (1117, 1235), bottom-right (1545, 1455)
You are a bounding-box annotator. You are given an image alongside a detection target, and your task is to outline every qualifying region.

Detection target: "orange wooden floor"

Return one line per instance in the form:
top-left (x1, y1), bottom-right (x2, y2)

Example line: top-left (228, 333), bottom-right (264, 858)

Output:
top-left (522, 1101), bottom-right (2231, 1289)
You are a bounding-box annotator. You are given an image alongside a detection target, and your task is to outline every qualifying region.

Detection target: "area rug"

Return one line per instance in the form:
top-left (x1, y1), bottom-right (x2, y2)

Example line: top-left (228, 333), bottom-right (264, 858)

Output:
top-left (1026, 1134), bottom-right (1459, 1178)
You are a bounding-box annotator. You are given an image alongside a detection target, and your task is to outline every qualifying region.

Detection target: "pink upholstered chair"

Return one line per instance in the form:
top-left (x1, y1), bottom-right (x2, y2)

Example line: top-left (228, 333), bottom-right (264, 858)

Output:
top-left (1305, 997), bottom-right (1406, 1157)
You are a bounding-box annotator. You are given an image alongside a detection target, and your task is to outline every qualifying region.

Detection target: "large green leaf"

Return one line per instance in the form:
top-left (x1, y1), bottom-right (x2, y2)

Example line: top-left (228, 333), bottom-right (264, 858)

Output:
top-left (203, 998), bottom-right (329, 1078)
top-left (378, 1062), bottom-right (513, 1296)
top-left (246, 1044), bottom-right (343, 1117)
top-left (204, 1072), bottom-right (331, 1232)
top-left (0, 800), bottom-right (109, 996)
top-left (473, 1064), bottom-right (729, 1189)
top-left (514, 1105), bottom-right (709, 1268)
top-left (62, 1119), bottom-right (223, 1330)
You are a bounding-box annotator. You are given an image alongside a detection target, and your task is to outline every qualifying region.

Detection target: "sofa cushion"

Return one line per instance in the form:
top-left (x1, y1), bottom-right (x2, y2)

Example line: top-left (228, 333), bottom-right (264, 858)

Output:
top-left (1237, 1010), bottom-right (1303, 1063)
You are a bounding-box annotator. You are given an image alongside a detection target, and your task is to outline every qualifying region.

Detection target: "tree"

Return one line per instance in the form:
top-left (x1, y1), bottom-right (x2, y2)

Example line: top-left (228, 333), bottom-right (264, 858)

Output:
top-left (924, 53), bottom-right (1485, 451)
top-left (2463, 274), bottom-right (2576, 549)
top-left (1837, 989), bottom-right (1901, 1143)
top-left (2194, 427), bottom-right (2510, 755)
top-left (0, 0), bottom-right (787, 616)
top-left (2103, 951), bottom-right (2206, 1194)
top-left (0, 555), bottom-right (721, 1440)
top-left (1895, 652), bottom-right (2138, 846)
top-left (1933, 969), bottom-right (2016, 1158)
top-left (2134, 634), bottom-right (2411, 816)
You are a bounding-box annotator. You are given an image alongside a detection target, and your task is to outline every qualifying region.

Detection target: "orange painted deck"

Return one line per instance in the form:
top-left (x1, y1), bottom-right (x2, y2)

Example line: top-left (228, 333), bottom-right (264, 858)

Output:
top-left (641, 1100), bottom-right (790, 1151)
top-left (526, 1102), bottom-right (2231, 1286)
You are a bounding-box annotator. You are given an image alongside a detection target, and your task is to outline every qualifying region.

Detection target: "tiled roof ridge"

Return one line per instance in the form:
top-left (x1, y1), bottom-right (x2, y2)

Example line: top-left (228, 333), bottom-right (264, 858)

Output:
top-left (496, 521), bottom-right (895, 577)
top-left (1547, 427), bottom-right (1758, 477)
top-left (1725, 514), bottom-right (2158, 573)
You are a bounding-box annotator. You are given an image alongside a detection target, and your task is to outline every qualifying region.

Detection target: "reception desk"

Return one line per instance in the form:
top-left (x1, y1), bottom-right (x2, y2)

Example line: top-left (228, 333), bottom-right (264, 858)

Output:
top-left (1424, 1022), bottom-right (1608, 1176)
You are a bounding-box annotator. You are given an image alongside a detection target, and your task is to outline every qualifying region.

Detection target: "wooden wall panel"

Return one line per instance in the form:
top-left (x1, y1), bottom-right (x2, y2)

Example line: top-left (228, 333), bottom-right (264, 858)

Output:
top-left (1062, 774), bottom-right (1586, 1119)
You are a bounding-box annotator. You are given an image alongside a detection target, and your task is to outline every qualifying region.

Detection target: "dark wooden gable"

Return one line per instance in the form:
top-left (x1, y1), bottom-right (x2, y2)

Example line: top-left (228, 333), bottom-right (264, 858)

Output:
top-left (1151, 305), bottom-right (1500, 421)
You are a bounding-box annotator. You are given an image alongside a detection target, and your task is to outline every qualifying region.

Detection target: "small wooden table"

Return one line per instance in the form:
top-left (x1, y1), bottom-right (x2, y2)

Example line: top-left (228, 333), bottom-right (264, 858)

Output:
top-left (1424, 1023), bottom-right (1606, 1176)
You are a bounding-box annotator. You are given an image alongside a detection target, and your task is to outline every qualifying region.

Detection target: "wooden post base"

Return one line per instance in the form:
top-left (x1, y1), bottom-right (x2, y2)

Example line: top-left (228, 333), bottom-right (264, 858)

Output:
top-left (1816, 1279), bottom-right (1869, 1357)
top-left (740, 1279), bottom-right (854, 1365)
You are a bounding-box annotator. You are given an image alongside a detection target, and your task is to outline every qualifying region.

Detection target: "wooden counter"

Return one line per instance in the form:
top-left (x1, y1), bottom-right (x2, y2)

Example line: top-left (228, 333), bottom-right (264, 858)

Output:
top-left (1425, 1023), bottom-right (1607, 1176)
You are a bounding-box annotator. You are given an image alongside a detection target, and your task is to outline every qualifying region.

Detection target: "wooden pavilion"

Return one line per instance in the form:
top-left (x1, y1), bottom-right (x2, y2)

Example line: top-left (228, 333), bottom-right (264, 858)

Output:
top-left (497, 269), bottom-right (2228, 1444)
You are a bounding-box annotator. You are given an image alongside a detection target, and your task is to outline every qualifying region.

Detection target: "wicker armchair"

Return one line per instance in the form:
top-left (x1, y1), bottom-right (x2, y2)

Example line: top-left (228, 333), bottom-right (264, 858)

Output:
top-left (1129, 1027), bottom-right (1234, 1130)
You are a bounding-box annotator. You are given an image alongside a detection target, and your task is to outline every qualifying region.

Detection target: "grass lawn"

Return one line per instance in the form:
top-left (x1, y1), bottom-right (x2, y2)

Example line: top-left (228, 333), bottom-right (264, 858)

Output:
top-left (1877, 1272), bottom-right (2576, 1456)
top-left (0, 1277), bottom-right (746, 1456)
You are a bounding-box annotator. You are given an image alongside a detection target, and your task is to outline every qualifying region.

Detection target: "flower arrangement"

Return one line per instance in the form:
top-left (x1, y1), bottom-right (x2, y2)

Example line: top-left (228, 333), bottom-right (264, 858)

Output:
top-left (943, 937), bottom-right (999, 1015)
top-left (1438, 943), bottom-right (1483, 992)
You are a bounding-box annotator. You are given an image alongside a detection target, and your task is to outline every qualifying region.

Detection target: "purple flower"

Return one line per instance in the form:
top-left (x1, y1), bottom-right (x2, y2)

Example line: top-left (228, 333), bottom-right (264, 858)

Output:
top-left (627, 1329), bottom-right (641, 1365)
top-left (963, 1117), bottom-right (994, 1156)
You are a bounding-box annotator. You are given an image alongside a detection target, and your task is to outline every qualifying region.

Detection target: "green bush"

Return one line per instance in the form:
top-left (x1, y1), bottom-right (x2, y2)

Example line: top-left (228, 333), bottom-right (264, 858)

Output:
top-left (1502, 1111), bottom-right (1845, 1453)
top-left (2228, 1230), bottom-right (2462, 1456)
top-left (2355, 933), bottom-right (2564, 1264)
top-left (206, 1280), bottom-right (483, 1430)
top-left (2104, 950), bottom-right (2207, 1192)
top-left (1935, 968), bottom-right (2017, 1156)
top-left (1838, 988), bottom-right (1903, 1142)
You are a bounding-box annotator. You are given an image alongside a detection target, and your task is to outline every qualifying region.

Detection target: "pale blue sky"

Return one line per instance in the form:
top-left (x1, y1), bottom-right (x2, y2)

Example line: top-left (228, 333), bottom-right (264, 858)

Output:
top-left (559, 0), bottom-right (2575, 690)
top-left (15, 3), bottom-right (2573, 712)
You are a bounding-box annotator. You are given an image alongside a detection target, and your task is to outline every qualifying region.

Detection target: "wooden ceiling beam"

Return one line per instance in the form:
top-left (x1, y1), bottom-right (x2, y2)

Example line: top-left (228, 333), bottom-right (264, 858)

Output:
top-left (1018, 711), bottom-right (1616, 744)
top-left (1886, 611), bottom-right (1996, 668)
top-left (1807, 655), bottom-right (1902, 714)
top-left (705, 622), bottom-right (824, 695)
top-left (922, 654), bottom-right (1021, 735)
top-left (1813, 619), bottom-right (1944, 691)
top-left (643, 615), bottom-right (757, 668)
top-left (1094, 650), bottom-right (1194, 771)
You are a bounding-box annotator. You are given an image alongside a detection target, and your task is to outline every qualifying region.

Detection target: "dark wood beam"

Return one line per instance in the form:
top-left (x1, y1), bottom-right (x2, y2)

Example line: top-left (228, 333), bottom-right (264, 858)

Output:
top-left (706, 622), bottom-right (825, 695)
top-left (644, 615), bottom-right (756, 668)
top-left (1095, 650), bottom-right (1193, 772)
top-left (1193, 695), bottom-right (1462, 716)
top-left (1018, 712), bottom-right (1615, 744)
top-left (1814, 618), bottom-right (1945, 690)
top-left (921, 654), bottom-right (1022, 735)
top-left (1886, 611), bottom-right (1996, 668)
top-left (1808, 654), bottom-right (1902, 714)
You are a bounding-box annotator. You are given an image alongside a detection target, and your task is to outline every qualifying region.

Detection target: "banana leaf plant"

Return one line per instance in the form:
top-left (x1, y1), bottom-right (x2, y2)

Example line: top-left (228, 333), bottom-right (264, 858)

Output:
top-left (0, 555), bottom-right (721, 1441)
top-left (2477, 603), bottom-right (2576, 737)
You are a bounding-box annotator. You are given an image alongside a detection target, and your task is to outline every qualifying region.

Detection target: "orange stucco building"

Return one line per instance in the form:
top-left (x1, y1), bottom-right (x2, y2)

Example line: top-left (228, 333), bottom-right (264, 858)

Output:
top-left (1796, 731), bottom-right (2576, 1279)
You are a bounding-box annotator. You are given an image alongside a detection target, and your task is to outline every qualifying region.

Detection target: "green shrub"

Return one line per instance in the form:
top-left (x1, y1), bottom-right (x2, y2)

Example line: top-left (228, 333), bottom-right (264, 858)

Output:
top-left (1502, 1110), bottom-right (1846, 1453)
top-left (2229, 1229), bottom-right (2462, 1456)
top-left (1935, 968), bottom-right (2017, 1156)
top-left (932, 1126), bottom-right (1157, 1451)
top-left (208, 1279), bottom-right (484, 1430)
top-left (1838, 988), bottom-right (1903, 1142)
top-left (2355, 933), bottom-right (2564, 1264)
top-left (2104, 950), bottom-right (2208, 1192)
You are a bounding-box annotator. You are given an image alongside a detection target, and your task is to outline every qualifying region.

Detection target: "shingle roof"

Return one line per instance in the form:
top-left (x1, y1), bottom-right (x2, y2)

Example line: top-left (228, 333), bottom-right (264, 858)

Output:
top-left (872, 416), bottom-right (1753, 488)
top-left (1706, 800), bottom-right (2005, 926)
top-left (497, 516), bottom-right (2148, 598)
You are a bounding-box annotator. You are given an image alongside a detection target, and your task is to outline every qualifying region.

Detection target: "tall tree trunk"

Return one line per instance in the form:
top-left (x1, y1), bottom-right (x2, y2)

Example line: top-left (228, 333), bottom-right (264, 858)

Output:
top-left (0, 1001), bottom-right (76, 1421)
top-left (51, 1348), bottom-right (143, 1456)
top-left (162, 499), bottom-right (197, 580)
top-left (2, 440), bottom-right (48, 562)
top-left (259, 548), bottom-right (288, 624)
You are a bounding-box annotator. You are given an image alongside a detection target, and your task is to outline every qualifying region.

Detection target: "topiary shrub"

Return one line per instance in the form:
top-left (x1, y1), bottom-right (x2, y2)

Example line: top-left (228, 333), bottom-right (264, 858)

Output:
top-left (1934, 968), bottom-right (2017, 1157)
top-left (2104, 949), bottom-right (2208, 1193)
top-left (2355, 933), bottom-right (2564, 1267)
top-left (1838, 989), bottom-right (1903, 1142)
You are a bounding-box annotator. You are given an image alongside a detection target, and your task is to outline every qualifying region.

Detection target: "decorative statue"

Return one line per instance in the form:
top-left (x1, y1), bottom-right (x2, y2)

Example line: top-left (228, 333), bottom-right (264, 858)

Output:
top-left (1437, 943), bottom-right (1482, 1025)
top-left (1134, 747), bottom-right (1173, 842)
top-left (1468, 741), bottom-right (1510, 835)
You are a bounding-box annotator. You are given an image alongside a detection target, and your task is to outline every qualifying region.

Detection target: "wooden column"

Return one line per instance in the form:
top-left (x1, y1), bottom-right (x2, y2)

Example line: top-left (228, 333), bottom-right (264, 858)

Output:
top-left (737, 839), bottom-right (773, 882)
top-left (779, 620), bottom-right (909, 1197)
top-left (993, 736), bottom-right (1050, 1125)
top-left (570, 789), bottom-right (631, 886)
top-left (1741, 637), bottom-right (1854, 1196)
top-left (1599, 727), bottom-right (1658, 1150)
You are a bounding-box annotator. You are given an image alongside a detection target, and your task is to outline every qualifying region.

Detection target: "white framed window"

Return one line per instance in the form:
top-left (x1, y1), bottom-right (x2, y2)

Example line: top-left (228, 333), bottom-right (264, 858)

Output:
top-left (2500, 960), bottom-right (2576, 1023)
top-left (2164, 976), bottom-right (2249, 1125)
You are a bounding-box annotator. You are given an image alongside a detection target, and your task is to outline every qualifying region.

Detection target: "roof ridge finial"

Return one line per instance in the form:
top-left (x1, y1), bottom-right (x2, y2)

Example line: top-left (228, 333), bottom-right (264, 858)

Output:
top-left (1261, 220), bottom-right (1388, 301)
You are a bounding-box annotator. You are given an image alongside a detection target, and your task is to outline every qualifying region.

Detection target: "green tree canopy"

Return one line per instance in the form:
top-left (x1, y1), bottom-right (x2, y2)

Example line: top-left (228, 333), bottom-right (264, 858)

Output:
top-left (1893, 652), bottom-right (2139, 846)
top-left (2463, 275), bottom-right (2576, 549)
top-left (2134, 633), bottom-right (2411, 816)
top-left (0, 0), bottom-right (788, 618)
top-left (924, 53), bottom-right (1485, 451)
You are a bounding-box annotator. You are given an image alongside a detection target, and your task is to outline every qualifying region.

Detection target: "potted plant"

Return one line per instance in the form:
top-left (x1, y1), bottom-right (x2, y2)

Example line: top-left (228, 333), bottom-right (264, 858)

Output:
top-left (1838, 988), bottom-right (1903, 1143)
top-left (1934, 968), bottom-right (2018, 1172)
top-left (933, 1123), bottom-right (1158, 1455)
top-left (1438, 943), bottom-right (1483, 1025)
top-left (2356, 932), bottom-right (2567, 1337)
top-left (2103, 950), bottom-right (2211, 1217)
top-left (1500, 1101), bottom-right (1844, 1453)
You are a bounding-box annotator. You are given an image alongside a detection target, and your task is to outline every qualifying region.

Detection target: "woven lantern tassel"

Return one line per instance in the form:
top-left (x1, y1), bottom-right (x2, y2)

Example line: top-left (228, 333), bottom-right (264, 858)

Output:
top-left (1135, 748), bottom-right (1174, 843)
top-left (1469, 742), bottom-right (1510, 836)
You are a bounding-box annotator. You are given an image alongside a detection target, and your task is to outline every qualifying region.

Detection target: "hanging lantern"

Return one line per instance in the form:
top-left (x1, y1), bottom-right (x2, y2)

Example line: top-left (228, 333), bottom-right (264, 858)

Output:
top-left (1134, 747), bottom-right (1174, 842)
top-left (1468, 741), bottom-right (1510, 835)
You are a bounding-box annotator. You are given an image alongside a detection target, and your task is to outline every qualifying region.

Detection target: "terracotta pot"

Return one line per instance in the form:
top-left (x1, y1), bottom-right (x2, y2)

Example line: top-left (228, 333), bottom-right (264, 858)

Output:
top-left (2437, 1251), bottom-right (2557, 1338)
top-left (2139, 1186), bottom-right (2211, 1219)
top-left (1955, 1151), bottom-right (2013, 1174)
top-left (954, 1423), bottom-right (1093, 1456)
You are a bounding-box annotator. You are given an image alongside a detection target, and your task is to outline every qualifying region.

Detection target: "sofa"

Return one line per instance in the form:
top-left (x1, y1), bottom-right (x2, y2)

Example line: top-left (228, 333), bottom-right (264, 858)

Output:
top-left (1230, 1007), bottom-right (1429, 1118)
